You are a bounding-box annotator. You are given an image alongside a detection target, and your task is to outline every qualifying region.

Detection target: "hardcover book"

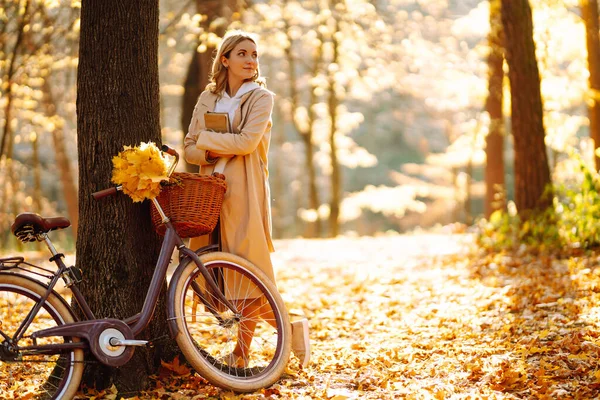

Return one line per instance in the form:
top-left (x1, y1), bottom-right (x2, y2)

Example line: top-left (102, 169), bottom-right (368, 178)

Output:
top-left (204, 112), bottom-right (230, 133)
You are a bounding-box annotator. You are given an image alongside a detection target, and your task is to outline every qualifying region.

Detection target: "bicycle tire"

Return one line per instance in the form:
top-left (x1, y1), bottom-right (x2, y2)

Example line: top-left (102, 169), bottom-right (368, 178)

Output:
top-left (0, 273), bottom-right (84, 400)
top-left (172, 252), bottom-right (291, 392)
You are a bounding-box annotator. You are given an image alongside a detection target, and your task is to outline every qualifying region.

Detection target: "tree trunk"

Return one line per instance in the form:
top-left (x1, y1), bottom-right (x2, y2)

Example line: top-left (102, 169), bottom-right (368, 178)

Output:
top-left (581, 0), bottom-right (600, 171)
top-left (328, 6), bottom-right (342, 237)
top-left (181, 0), bottom-right (240, 172)
top-left (270, 102), bottom-right (286, 238)
top-left (4, 119), bottom-right (21, 251)
top-left (76, 0), bottom-right (175, 394)
top-left (465, 160), bottom-right (473, 225)
top-left (31, 131), bottom-right (42, 251)
top-left (485, 0), bottom-right (506, 218)
top-left (452, 167), bottom-right (460, 222)
top-left (0, 0), bottom-right (29, 160)
top-left (285, 17), bottom-right (323, 238)
top-left (42, 79), bottom-right (79, 237)
top-left (181, 46), bottom-right (207, 172)
top-left (501, 0), bottom-right (552, 214)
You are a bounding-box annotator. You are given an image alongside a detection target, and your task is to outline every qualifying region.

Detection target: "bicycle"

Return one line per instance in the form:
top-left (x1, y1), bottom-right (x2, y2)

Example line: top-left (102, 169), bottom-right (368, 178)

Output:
top-left (0, 145), bottom-right (291, 399)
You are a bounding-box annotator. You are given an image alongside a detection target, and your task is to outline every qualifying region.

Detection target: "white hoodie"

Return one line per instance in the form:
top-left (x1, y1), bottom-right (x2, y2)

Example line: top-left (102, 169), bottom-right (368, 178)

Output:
top-left (214, 81), bottom-right (260, 126)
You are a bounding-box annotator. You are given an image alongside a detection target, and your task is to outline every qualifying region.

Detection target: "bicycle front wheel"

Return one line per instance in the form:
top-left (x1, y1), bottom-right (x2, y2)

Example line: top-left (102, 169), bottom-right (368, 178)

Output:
top-left (0, 273), bottom-right (84, 400)
top-left (172, 252), bottom-right (291, 392)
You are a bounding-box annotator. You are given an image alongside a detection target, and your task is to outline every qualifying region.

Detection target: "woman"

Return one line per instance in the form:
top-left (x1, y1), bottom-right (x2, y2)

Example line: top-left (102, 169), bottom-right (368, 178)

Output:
top-left (184, 30), bottom-right (309, 368)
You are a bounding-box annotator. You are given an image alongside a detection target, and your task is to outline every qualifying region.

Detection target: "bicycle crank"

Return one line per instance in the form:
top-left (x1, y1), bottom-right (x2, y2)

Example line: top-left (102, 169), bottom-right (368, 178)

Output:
top-left (33, 318), bottom-right (137, 367)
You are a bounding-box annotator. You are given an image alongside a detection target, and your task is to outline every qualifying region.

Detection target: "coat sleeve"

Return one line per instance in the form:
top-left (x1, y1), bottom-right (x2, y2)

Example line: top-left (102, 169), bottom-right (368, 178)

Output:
top-left (195, 92), bottom-right (274, 156)
top-left (184, 97), bottom-right (212, 165)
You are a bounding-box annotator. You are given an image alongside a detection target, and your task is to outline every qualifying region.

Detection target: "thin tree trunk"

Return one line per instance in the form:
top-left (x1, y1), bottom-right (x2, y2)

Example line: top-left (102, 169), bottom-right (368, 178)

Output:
top-left (465, 159), bottom-right (473, 225)
top-left (0, 0), bottom-right (29, 160)
top-left (181, 0), bottom-right (240, 172)
top-left (581, 0), bottom-right (600, 170)
top-left (181, 48), bottom-right (206, 172)
top-left (271, 105), bottom-right (284, 238)
top-left (485, 0), bottom-right (506, 218)
top-left (501, 0), bottom-right (552, 214)
top-left (452, 167), bottom-right (460, 222)
top-left (284, 17), bottom-right (322, 237)
top-left (76, 0), bottom-right (175, 394)
top-left (31, 131), bottom-right (42, 251)
top-left (328, 6), bottom-right (342, 237)
top-left (5, 120), bottom-right (20, 251)
top-left (42, 79), bottom-right (79, 237)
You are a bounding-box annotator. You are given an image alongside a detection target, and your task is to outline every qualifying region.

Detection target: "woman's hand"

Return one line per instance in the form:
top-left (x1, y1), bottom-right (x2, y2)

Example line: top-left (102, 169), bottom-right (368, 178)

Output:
top-left (208, 151), bottom-right (234, 159)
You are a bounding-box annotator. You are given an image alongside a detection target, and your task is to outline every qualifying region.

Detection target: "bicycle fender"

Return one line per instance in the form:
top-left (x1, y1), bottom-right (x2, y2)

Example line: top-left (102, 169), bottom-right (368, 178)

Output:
top-left (166, 245), bottom-right (218, 338)
top-left (0, 271), bottom-right (79, 322)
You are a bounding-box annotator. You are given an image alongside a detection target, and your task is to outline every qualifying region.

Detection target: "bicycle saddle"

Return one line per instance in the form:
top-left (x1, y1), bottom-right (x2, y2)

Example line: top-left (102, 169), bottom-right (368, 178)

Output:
top-left (11, 213), bottom-right (71, 242)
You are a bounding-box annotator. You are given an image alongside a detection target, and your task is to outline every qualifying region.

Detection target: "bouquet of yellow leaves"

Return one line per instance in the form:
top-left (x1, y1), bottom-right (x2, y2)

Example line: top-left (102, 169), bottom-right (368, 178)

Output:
top-left (111, 142), bottom-right (169, 202)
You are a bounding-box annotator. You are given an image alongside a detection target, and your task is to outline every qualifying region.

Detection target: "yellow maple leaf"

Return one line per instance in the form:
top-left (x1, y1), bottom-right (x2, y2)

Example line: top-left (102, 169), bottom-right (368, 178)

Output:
top-left (538, 329), bottom-right (550, 339)
top-left (111, 142), bottom-right (169, 202)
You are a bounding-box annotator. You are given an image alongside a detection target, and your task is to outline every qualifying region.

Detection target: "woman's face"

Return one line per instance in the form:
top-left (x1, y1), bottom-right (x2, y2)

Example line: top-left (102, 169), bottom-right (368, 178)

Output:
top-left (222, 39), bottom-right (259, 83)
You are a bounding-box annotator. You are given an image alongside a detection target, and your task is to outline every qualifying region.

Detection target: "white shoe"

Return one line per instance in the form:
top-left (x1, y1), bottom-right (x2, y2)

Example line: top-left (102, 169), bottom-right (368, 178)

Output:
top-left (291, 318), bottom-right (310, 368)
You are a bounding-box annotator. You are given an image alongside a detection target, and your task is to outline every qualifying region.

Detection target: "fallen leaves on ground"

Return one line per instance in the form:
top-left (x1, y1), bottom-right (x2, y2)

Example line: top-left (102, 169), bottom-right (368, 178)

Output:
top-left (9, 233), bottom-right (600, 398)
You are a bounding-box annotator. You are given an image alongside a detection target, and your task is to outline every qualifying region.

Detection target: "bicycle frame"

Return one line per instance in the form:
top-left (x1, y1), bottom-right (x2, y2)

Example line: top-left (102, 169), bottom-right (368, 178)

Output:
top-left (4, 200), bottom-right (239, 360)
top-left (3, 144), bottom-right (241, 365)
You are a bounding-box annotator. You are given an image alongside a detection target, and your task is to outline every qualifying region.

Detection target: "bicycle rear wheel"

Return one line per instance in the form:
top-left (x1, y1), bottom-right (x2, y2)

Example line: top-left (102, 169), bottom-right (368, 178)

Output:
top-left (172, 252), bottom-right (291, 392)
top-left (0, 273), bottom-right (84, 400)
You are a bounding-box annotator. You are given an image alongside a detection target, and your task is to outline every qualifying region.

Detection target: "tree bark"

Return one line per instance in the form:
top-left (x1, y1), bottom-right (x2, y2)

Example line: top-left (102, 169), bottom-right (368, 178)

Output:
top-left (581, 0), bottom-right (600, 171)
top-left (76, 0), bottom-right (175, 394)
top-left (501, 0), bottom-right (552, 214)
top-left (485, 0), bottom-right (506, 218)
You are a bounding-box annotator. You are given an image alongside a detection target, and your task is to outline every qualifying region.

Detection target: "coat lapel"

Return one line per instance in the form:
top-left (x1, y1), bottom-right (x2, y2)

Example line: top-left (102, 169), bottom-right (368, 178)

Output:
top-left (233, 88), bottom-right (261, 132)
top-left (201, 92), bottom-right (218, 111)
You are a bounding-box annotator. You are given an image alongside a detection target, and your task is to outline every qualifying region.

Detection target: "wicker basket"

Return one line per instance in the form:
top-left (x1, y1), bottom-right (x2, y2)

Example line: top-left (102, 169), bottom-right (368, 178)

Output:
top-left (150, 172), bottom-right (227, 238)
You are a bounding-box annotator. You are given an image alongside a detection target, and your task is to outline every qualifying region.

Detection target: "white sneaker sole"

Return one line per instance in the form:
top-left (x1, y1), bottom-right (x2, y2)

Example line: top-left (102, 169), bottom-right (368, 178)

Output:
top-left (292, 319), bottom-right (310, 368)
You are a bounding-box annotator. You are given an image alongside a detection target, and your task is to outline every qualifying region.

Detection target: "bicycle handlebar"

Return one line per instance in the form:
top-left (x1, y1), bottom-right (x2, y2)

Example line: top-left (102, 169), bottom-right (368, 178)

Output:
top-left (91, 186), bottom-right (122, 201)
top-left (162, 144), bottom-right (179, 177)
top-left (161, 144), bottom-right (177, 156)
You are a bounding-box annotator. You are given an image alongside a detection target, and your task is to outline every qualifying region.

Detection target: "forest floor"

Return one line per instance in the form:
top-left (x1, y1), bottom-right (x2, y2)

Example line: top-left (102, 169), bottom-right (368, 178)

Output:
top-left (81, 232), bottom-right (600, 399)
top-left (8, 232), bottom-right (600, 399)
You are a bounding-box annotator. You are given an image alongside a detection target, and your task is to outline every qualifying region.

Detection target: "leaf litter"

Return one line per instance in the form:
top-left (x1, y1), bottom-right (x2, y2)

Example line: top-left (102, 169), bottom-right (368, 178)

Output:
top-left (7, 233), bottom-right (600, 398)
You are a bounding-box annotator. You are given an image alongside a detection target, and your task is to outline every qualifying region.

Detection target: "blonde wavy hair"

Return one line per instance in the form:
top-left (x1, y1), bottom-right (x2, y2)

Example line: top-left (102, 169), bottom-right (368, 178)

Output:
top-left (207, 30), bottom-right (267, 95)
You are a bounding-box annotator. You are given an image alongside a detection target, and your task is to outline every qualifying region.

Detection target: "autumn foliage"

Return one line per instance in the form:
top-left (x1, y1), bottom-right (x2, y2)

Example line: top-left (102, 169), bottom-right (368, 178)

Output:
top-left (0, 235), bottom-right (579, 398)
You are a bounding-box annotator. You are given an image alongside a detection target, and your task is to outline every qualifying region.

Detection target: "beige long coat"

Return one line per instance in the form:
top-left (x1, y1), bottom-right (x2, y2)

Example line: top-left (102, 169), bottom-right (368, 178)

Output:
top-left (184, 87), bottom-right (275, 283)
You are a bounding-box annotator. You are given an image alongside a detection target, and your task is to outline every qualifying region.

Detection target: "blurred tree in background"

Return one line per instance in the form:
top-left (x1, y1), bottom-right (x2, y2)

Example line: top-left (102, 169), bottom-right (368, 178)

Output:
top-left (2, 0), bottom-right (600, 249)
top-left (484, 0), bottom-right (505, 218)
top-left (501, 0), bottom-right (552, 214)
top-left (179, 0), bottom-right (243, 172)
top-left (0, 0), bottom-right (79, 249)
top-left (581, 0), bottom-right (600, 171)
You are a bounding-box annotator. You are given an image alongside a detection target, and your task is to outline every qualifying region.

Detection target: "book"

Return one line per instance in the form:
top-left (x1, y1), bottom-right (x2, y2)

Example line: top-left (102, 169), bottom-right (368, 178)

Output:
top-left (204, 112), bottom-right (230, 133)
